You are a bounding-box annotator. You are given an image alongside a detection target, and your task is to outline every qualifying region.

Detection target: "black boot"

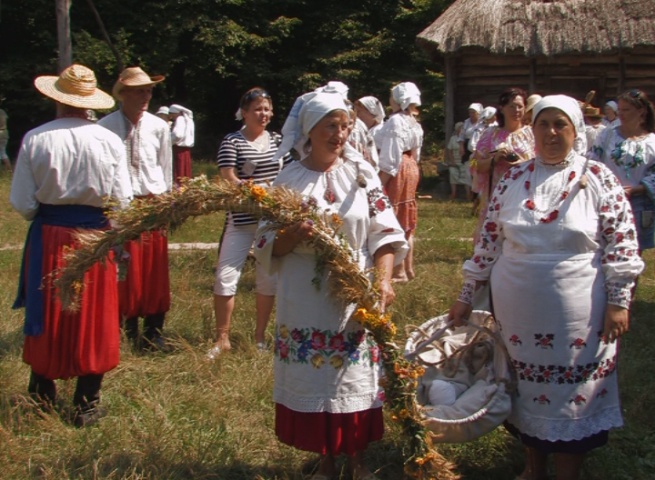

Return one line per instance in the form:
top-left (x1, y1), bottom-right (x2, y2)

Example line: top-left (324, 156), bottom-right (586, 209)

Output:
top-left (143, 313), bottom-right (169, 351)
top-left (122, 316), bottom-right (140, 348)
top-left (72, 374), bottom-right (106, 427)
top-left (28, 371), bottom-right (57, 410)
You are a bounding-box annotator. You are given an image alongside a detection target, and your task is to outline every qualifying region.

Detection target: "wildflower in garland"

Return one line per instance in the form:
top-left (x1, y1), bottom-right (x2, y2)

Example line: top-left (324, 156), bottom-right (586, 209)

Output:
top-left (54, 174), bottom-right (460, 479)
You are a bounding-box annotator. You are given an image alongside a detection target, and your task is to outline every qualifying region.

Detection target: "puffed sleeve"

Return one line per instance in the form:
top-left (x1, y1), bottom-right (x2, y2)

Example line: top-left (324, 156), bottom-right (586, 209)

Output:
top-left (639, 139), bottom-right (655, 201)
top-left (589, 162), bottom-right (645, 307)
top-left (377, 116), bottom-right (406, 177)
top-left (160, 125), bottom-right (173, 191)
top-left (109, 138), bottom-right (134, 208)
top-left (10, 136), bottom-right (39, 221)
top-left (361, 163), bottom-right (408, 265)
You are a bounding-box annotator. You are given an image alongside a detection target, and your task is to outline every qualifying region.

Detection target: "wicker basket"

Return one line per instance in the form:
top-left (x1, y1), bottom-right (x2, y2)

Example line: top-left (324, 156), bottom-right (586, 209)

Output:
top-left (403, 310), bottom-right (516, 443)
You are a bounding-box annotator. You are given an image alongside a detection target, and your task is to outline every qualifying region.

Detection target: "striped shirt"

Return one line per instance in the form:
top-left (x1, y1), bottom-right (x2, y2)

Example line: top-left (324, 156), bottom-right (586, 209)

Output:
top-left (217, 130), bottom-right (292, 225)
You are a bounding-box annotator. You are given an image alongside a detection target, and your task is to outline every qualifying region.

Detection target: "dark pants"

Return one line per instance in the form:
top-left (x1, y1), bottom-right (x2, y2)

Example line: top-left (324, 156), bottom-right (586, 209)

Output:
top-left (29, 371), bottom-right (103, 411)
top-left (123, 313), bottom-right (165, 340)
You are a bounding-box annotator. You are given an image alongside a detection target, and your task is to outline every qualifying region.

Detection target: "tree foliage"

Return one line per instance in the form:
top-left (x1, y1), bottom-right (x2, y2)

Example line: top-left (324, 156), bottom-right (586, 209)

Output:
top-left (0, 0), bottom-right (452, 157)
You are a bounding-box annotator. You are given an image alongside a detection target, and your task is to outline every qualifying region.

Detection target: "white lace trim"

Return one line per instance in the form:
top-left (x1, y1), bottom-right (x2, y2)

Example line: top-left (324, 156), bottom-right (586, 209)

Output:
top-left (507, 405), bottom-right (623, 441)
top-left (273, 389), bottom-right (383, 414)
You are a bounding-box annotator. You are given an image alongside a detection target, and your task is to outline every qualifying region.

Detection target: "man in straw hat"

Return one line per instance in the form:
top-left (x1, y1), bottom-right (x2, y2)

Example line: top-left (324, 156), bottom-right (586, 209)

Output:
top-left (99, 66), bottom-right (173, 351)
top-left (10, 64), bottom-right (133, 427)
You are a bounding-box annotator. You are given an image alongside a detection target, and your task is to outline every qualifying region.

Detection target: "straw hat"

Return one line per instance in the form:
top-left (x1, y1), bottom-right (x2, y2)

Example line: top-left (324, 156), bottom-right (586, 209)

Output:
top-left (525, 94), bottom-right (542, 113)
top-left (582, 105), bottom-right (603, 119)
top-left (112, 66), bottom-right (164, 99)
top-left (34, 64), bottom-right (115, 110)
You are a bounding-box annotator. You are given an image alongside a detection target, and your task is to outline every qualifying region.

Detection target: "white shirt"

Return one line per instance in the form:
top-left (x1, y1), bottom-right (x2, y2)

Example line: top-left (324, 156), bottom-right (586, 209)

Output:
top-left (99, 111), bottom-right (172, 196)
top-left (377, 112), bottom-right (423, 176)
top-left (171, 114), bottom-right (195, 148)
top-left (10, 117), bottom-right (133, 221)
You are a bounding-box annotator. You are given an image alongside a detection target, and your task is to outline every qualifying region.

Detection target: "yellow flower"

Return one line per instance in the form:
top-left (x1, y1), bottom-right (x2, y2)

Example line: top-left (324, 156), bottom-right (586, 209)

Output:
top-left (329, 355), bottom-right (344, 369)
top-left (279, 325), bottom-right (289, 339)
top-left (311, 354), bottom-right (325, 369)
top-left (353, 308), bottom-right (368, 322)
top-left (250, 185), bottom-right (268, 202)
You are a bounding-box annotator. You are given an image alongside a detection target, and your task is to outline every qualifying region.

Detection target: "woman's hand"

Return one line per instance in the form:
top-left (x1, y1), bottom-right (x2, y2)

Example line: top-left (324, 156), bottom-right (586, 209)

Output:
top-left (272, 220), bottom-right (314, 257)
top-left (378, 277), bottom-right (395, 313)
top-left (602, 304), bottom-right (629, 343)
top-left (374, 244), bottom-right (396, 313)
top-left (624, 185), bottom-right (645, 198)
top-left (448, 301), bottom-right (472, 327)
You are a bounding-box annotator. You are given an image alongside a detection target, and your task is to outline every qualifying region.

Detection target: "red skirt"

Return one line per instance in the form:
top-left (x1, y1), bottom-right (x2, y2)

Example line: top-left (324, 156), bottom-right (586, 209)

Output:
top-left (385, 151), bottom-right (419, 235)
top-left (23, 225), bottom-right (120, 379)
top-left (275, 403), bottom-right (384, 456)
top-left (173, 145), bottom-right (192, 184)
top-left (119, 230), bottom-right (171, 318)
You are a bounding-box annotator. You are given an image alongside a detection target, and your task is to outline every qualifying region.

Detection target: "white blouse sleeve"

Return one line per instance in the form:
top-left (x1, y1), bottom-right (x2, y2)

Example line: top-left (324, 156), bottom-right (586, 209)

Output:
top-left (10, 140), bottom-right (39, 220)
top-left (377, 116), bottom-right (406, 177)
top-left (589, 162), bottom-right (644, 307)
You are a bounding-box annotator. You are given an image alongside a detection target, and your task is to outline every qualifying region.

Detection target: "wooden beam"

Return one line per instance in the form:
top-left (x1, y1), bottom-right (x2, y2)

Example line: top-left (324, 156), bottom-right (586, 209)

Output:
top-left (445, 54), bottom-right (455, 140)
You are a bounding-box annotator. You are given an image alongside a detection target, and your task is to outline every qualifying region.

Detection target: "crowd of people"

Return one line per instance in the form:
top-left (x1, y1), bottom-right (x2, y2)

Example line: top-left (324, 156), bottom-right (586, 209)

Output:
top-left (6, 61), bottom-right (655, 480)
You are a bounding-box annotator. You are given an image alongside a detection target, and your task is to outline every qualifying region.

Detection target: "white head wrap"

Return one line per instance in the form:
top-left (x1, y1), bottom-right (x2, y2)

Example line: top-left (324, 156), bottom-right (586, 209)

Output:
top-left (392, 82), bottom-right (421, 111)
top-left (156, 106), bottom-right (169, 115)
top-left (274, 84), bottom-right (348, 161)
top-left (315, 81), bottom-right (349, 100)
top-left (480, 106), bottom-right (497, 121)
top-left (170, 103), bottom-right (193, 119)
top-left (605, 100), bottom-right (618, 113)
top-left (299, 92), bottom-right (348, 136)
top-left (532, 94), bottom-right (585, 136)
top-left (357, 96), bottom-right (385, 124)
top-left (468, 103), bottom-right (483, 114)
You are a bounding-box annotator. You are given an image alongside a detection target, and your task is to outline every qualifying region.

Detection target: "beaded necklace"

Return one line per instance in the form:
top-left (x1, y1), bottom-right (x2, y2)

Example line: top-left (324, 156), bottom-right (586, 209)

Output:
top-left (523, 157), bottom-right (577, 224)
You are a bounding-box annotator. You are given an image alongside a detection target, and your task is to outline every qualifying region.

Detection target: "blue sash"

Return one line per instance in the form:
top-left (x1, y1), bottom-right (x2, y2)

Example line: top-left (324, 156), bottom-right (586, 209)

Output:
top-left (13, 204), bottom-right (108, 336)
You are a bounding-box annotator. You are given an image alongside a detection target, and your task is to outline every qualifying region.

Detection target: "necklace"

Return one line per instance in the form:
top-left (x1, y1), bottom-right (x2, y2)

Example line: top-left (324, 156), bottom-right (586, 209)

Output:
top-left (523, 159), bottom-right (577, 224)
top-left (323, 171), bottom-right (336, 203)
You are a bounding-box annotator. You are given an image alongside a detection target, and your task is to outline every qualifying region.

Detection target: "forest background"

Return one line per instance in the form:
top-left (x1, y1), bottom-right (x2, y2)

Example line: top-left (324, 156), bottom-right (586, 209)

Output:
top-left (0, 0), bottom-right (453, 159)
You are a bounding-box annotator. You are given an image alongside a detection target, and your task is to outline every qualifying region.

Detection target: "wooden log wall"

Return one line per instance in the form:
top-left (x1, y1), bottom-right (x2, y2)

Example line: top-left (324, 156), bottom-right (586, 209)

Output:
top-left (444, 46), bottom-right (655, 139)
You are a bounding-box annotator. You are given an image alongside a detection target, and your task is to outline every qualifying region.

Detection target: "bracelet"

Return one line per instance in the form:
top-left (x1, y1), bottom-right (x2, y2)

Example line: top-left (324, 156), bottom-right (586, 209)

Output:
top-left (457, 279), bottom-right (476, 305)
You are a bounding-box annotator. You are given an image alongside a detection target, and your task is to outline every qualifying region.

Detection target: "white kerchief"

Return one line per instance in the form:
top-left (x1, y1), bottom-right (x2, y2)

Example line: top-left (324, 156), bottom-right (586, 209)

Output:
top-left (299, 92), bottom-right (348, 136)
top-left (315, 81), bottom-right (349, 99)
top-left (533, 95), bottom-right (585, 135)
top-left (392, 82), bottom-right (421, 111)
top-left (170, 104), bottom-right (193, 119)
top-left (358, 96), bottom-right (385, 124)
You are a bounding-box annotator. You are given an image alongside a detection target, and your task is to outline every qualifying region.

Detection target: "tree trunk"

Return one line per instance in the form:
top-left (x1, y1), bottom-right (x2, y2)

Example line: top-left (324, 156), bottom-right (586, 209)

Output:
top-left (56, 0), bottom-right (72, 72)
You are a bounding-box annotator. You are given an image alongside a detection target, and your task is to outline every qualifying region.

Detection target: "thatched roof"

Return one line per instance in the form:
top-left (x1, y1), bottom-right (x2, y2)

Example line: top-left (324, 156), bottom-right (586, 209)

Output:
top-left (418, 0), bottom-right (655, 56)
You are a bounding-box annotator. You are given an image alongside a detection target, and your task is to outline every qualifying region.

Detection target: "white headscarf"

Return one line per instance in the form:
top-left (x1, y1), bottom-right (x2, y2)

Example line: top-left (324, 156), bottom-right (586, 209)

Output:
top-left (273, 86), bottom-right (350, 162)
top-left (170, 104), bottom-right (193, 119)
top-left (532, 95), bottom-right (585, 136)
top-left (315, 81), bottom-right (349, 100)
top-left (357, 96), bottom-right (385, 124)
top-left (299, 92), bottom-right (348, 135)
top-left (480, 106), bottom-right (497, 122)
top-left (605, 100), bottom-right (618, 113)
top-left (468, 103), bottom-right (483, 114)
top-left (392, 82), bottom-right (421, 111)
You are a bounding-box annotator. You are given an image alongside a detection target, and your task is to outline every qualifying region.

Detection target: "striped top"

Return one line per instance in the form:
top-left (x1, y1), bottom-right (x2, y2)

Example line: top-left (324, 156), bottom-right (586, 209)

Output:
top-left (217, 129), bottom-right (292, 225)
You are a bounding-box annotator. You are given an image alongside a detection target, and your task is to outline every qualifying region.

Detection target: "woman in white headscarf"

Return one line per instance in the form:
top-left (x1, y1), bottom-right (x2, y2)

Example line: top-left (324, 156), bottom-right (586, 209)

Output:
top-left (254, 92), bottom-right (407, 480)
top-left (377, 82), bottom-right (423, 282)
top-left (0, 109), bottom-right (12, 172)
top-left (169, 103), bottom-right (195, 184)
top-left (449, 95), bottom-right (644, 480)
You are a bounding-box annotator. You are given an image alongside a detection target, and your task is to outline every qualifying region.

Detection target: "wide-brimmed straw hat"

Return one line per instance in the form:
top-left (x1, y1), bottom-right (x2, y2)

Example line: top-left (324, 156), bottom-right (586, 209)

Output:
top-left (112, 66), bottom-right (164, 99)
top-left (34, 64), bottom-right (115, 110)
top-left (525, 94), bottom-right (542, 113)
top-left (582, 105), bottom-right (603, 119)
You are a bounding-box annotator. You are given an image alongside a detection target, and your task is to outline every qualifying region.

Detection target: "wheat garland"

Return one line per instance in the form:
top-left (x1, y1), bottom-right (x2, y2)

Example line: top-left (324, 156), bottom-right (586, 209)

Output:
top-left (54, 175), bottom-right (459, 480)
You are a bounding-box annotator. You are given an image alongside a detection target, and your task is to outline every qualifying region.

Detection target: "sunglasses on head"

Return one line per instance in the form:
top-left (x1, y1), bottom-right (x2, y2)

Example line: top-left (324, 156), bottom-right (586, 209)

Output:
top-left (241, 89), bottom-right (270, 106)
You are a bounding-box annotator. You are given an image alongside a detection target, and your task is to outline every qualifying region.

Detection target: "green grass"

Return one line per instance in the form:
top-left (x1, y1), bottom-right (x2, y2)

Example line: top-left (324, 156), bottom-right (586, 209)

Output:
top-left (0, 164), bottom-right (654, 479)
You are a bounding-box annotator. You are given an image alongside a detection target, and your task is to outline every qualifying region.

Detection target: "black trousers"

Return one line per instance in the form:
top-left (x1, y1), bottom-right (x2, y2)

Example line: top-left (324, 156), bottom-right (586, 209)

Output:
top-left (29, 371), bottom-right (103, 410)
